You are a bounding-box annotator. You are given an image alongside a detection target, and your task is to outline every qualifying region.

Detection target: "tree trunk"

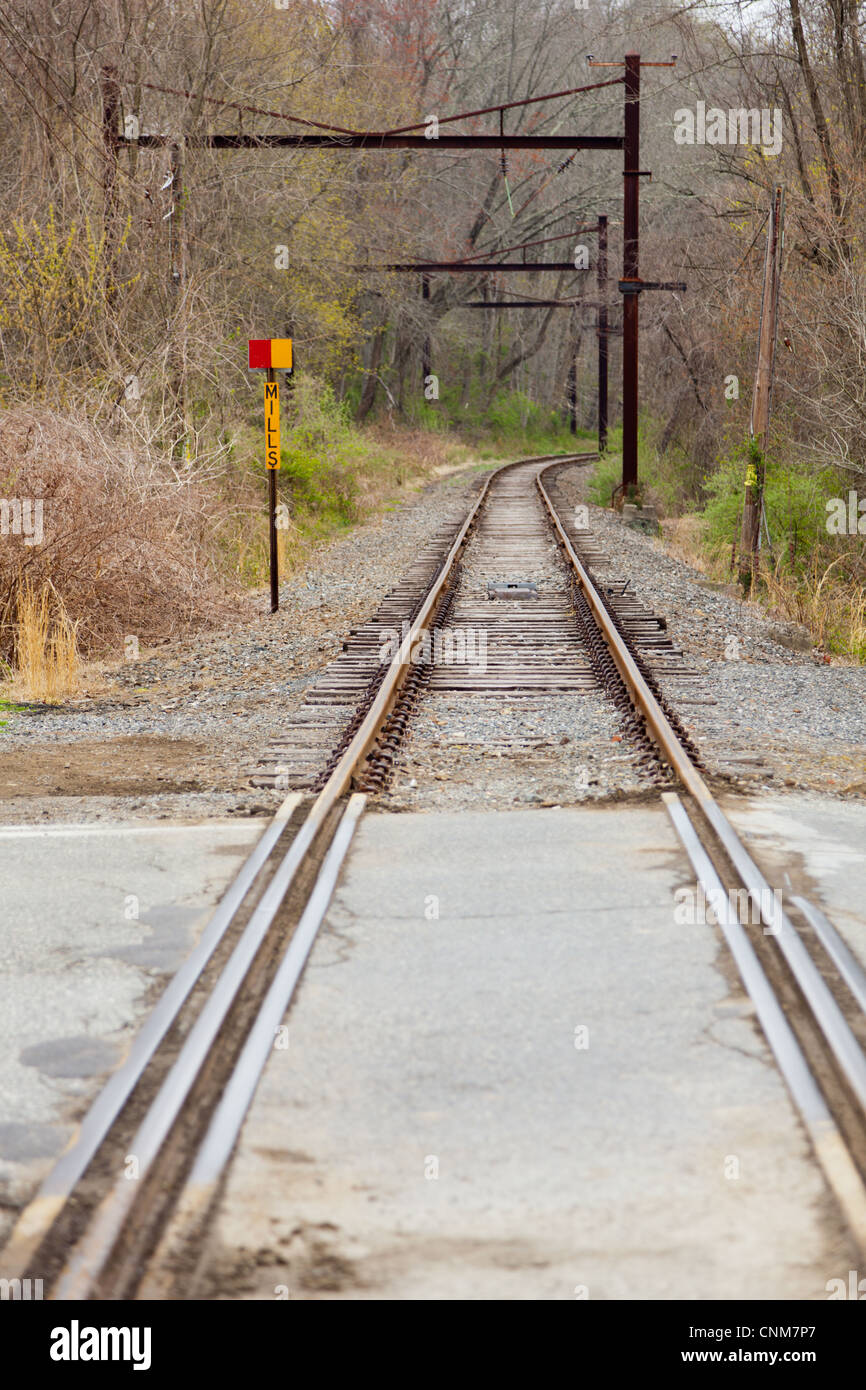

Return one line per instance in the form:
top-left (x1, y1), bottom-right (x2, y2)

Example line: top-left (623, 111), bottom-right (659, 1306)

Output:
top-left (356, 325), bottom-right (386, 422)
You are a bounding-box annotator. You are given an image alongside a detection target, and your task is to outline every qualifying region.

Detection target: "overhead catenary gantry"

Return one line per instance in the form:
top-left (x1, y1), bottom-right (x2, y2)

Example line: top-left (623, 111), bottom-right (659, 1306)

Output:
top-left (104, 55), bottom-right (685, 494)
top-left (380, 219), bottom-right (612, 445)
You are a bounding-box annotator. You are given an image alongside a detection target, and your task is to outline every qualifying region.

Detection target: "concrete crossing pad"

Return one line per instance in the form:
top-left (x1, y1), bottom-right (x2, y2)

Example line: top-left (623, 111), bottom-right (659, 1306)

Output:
top-left (0, 818), bottom-right (264, 1236)
top-left (212, 803), bottom-right (852, 1300)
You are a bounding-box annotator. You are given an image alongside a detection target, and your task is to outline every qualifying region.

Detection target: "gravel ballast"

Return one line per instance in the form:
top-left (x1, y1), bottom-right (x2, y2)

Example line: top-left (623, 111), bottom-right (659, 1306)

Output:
top-left (1, 456), bottom-right (863, 822)
top-left (0, 471), bottom-right (480, 822)
top-left (554, 464), bottom-right (866, 798)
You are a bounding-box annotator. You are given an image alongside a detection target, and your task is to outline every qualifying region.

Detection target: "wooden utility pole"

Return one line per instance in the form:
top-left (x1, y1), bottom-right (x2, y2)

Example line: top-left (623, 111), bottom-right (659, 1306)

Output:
top-left (597, 214), bottom-right (609, 453)
top-left (739, 185), bottom-right (785, 592)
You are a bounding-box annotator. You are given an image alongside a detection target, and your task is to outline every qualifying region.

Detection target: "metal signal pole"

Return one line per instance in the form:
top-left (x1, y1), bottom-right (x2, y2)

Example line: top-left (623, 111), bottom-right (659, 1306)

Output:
top-left (128, 63), bottom-right (682, 498)
top-left (421, 273), bottom-right (432, 386)
top-left (621, 53), bottom-right (641, 494)
top-left (597, 214), bottom-right (609, 453)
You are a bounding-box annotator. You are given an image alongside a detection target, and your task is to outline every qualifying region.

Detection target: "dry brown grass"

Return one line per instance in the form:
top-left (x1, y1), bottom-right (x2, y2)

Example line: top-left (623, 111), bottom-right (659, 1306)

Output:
top-left (0, 406), bottom-right (237, 667)
top-left (662, 516), bottom-right (866, 661)
top-left (762, 557), bottom-right (866, 661)
top-left (0, 396), bottom-right (486, 697)
top-left (661, 516), bottom-right (721, 575)
top-left (362, 419), bottom-right (472, 496)
top-left (3, 579), bottom-right (81, 702)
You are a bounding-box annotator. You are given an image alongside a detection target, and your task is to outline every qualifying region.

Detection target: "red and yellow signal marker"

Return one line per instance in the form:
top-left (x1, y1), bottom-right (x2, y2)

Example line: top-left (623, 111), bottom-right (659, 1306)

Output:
top-left (248, 338), bottom-right (293, 371)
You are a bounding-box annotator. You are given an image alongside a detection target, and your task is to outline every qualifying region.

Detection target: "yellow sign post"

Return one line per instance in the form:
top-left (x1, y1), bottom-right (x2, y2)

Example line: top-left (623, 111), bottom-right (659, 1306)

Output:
top-left (248, 339), bottom-right (293, 614)
top-left (265, 367), bottom-right (280, 611)
top-left (264, 379), bottom-right (280, 469)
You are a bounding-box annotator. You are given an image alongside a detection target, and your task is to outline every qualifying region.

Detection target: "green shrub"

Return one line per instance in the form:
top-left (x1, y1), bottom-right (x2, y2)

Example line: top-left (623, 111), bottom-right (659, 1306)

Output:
top-left (273, 374), bottom-right (361, 532)
top-left (405, 382), bottom-right (597, 455)
top-left (588, 451), bottom-right (623, 506)
top-left (587, 426), bottom-right (659, 507)
top-left (700, 444), bottom-right (838, 574)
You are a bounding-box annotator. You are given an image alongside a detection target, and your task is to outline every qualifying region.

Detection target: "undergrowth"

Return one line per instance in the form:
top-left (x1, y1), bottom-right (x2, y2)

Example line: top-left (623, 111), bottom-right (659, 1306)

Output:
top-left (222, 373), bottom-right (473, 587)
top-left (589, 430), bottom-right (866, 663)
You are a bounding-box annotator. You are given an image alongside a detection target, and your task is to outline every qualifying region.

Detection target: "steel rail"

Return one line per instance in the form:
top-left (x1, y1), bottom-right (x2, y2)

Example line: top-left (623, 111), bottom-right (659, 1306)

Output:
top-left (31, 446), bottom-right (862, 1294)
top-left (51, 456), bottom-right (544, 1297)
top-left (537, 463), bottom-right (713, 806)
top-left (138, 793), bottom-right (368, 1299)
top-left (538, 462), bottom-right (866, 1251)
top-left (1, 451), bottom-right (594, 1297)
top-left (61, 795), bottom-right (368, 1301)
top-left (699, 798), bottom-right (866, 1114)
top-left (663, 794), bottom-right (866, 1251)
top-left (10, 447), bottom-right (863, 1291)
top-left (543, 454), bottom-right (866, 1115)
top-left (792, 896), bottom-right (866, 1016)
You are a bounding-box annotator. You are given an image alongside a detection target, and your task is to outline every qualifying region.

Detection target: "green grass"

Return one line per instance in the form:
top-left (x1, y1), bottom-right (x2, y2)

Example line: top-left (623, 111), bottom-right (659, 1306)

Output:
top-left (0, 695), bottom-right (25, 727)
top-left (222, 372), bottom-right (477, 586)
top-left (586, 424), bottom-right (866, 663)
top-left (404, 384), bottom-right (598, 458)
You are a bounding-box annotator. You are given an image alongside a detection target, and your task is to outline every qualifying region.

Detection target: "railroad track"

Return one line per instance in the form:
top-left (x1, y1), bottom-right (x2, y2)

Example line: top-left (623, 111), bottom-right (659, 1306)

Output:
top-left (4, 450), bottom-right (866, 1299)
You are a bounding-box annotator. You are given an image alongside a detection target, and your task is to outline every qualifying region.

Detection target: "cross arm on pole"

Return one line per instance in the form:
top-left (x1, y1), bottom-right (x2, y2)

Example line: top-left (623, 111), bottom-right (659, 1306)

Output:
top-left (122, 133), bottom-right (624, 151)
top-left (373, 261), bottom-right (582, 273)
top-left (618, 279), bottom-right (687, 294)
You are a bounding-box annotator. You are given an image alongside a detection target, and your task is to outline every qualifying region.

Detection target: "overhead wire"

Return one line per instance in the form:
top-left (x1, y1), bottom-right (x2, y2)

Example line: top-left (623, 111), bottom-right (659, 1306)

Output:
top-left (139, 74), bottom-right (625, 139)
